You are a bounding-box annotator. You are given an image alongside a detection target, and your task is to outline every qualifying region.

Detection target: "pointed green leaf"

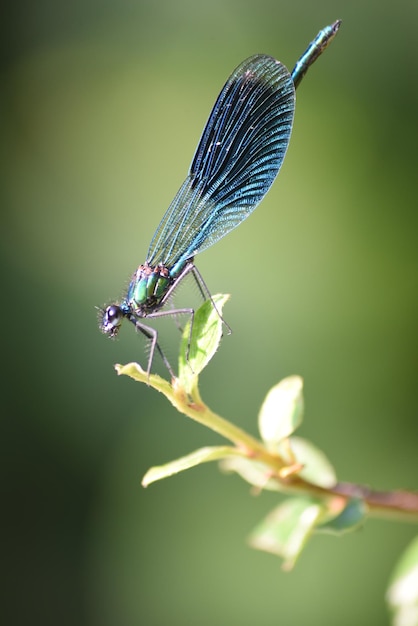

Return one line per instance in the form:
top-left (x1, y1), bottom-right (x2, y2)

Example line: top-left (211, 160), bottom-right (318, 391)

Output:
top-left (387, 535), bottom-right (418, 625)
top-left (281, 436), bottom-right (337, 488)
top-left (178, 294), bottom-right (229, 394)
top-left (316, 498), bottom-right (367, 535)
top-left (258, 376), bottom-right (304, 446)
top-left (142, 445), bottom-right (240, 487)
top-left (249, 498), bottom-right (324, 569)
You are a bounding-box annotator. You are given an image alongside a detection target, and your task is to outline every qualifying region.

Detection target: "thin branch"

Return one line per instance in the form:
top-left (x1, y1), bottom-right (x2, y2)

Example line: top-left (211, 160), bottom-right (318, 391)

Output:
top-left (117, 363), bottom-right (418, 523)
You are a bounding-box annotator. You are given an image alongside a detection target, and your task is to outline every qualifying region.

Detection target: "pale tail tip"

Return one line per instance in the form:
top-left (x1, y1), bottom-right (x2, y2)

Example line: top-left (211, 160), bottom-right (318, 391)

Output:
top-left (332, 19), bottom-right (342, 32)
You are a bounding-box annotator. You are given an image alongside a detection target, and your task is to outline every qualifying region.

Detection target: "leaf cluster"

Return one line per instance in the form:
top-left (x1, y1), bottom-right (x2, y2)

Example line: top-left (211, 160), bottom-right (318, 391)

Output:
top-left (115, 296), bottom-right (418, 623)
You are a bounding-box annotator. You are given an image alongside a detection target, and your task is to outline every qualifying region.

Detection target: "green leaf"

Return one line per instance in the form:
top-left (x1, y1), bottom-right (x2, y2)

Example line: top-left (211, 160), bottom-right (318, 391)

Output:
top-left (142, 445), bottom-right (241, 487)
top-left (387, 535), bottom-right (418, 626)
top-left (249, 497), bottom-right (324, 569)
top-left (258, 376), bottom-right (304, 446)
top-left (281, 436), bottom-right (337, 488)
top-left (316, 498), bottom-right (367, 535)
top-left (178, 294), bottom-right (229, 394)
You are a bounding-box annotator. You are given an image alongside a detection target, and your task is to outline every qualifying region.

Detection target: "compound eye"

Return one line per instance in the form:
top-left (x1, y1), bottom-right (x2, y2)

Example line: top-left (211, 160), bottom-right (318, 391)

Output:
top-left (106, 305), bottom-right (121, 323)
top-left (102, 305), bottom-right (123, 336)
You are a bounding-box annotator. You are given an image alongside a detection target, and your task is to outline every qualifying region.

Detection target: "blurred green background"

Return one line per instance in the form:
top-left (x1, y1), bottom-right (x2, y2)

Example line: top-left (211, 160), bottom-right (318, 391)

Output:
top-left (2, 0), bottom-right (417, 624)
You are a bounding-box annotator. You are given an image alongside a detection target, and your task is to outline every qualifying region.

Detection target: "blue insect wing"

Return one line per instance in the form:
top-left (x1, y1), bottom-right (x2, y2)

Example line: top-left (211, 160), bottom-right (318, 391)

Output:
top-left (147, 55), bottom-right (295, 270)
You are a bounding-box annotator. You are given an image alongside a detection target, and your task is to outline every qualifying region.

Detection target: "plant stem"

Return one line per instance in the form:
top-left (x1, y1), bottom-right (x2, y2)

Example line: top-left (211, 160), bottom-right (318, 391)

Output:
top-left (117, 363), bottom-right (418, 523)
top-left (172, 379), bottom-right (283, 465)
top-left (175, 381), bottom-right (418, 522)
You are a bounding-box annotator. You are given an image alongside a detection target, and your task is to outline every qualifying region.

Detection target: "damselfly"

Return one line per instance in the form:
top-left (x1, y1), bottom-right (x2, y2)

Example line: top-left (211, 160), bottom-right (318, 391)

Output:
top-left (100, 21), bottom-right (341, 376)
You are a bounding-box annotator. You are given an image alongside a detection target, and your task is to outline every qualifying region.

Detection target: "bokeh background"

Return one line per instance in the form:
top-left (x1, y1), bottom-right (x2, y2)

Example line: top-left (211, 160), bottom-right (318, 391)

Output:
top-left (2, 0), bottom-right (417, 624)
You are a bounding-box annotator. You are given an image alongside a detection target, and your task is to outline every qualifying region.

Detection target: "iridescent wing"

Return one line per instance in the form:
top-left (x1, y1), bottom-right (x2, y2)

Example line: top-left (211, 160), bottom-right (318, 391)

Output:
top-left (147, 54), bottom-right (295, 267)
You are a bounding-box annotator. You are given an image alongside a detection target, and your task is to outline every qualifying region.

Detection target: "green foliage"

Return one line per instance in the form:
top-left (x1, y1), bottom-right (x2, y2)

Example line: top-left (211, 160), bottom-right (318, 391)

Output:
top-left (258, 376), bottom-right (304, 446)
top-left (142, 445), bottom-right (243, 487)
top-left (249, 497), bottom-right (325, 569)
top-left (178, 294), bottom-right (229, 395)
top-left (117, 296), bottom-right (418, 625)
top-left (387, 536), bottom-right (418, 626)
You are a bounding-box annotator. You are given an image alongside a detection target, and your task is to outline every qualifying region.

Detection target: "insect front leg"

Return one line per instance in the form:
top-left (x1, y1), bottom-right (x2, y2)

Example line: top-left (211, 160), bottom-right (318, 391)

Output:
top-left (148, 307), bottom-right (196, 373)
top-left (129, 315), bottom-right (175, 379)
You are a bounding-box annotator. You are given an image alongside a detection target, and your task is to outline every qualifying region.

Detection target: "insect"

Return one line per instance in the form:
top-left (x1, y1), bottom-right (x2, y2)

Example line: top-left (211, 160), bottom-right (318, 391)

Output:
top-left (100, 20), bottom-right (341, 377)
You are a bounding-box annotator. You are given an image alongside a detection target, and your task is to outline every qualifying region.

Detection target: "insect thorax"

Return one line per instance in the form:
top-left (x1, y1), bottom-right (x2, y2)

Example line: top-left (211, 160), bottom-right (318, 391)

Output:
top-left (126, 262), bottom-right (174, 315)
